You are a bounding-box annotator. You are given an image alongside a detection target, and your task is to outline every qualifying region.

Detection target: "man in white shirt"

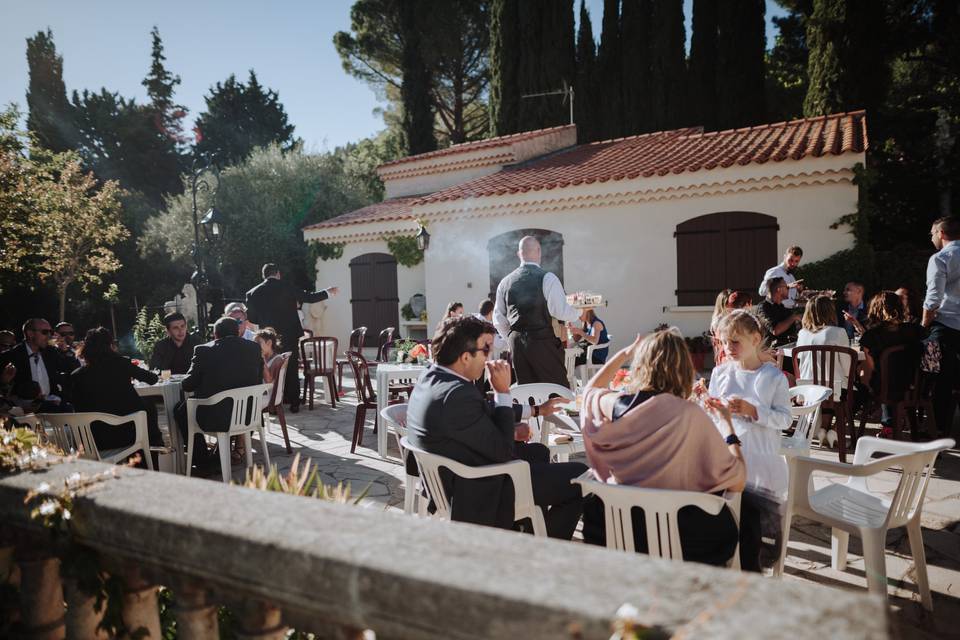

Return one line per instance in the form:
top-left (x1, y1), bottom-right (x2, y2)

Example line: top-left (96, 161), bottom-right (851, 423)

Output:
top-left (493, 236), bottom-right (581, 387)
top-left (0, 318), bottom-right (70, 411)
top-left (922, 216), bottom-right (960, 437)
top-left (225, 302), bottom-right (257, 340)
top-left (758, 246), bottom-right (804, 309)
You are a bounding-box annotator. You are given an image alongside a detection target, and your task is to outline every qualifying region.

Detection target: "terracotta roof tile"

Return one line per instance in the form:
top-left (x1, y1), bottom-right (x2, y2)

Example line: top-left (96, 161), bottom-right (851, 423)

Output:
top-left (302, 196), bottom-right (419, 231)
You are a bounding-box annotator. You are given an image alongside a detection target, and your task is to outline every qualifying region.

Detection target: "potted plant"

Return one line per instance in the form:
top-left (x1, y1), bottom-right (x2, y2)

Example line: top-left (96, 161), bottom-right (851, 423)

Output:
top-left (684, 332), bottom-right (713, 371)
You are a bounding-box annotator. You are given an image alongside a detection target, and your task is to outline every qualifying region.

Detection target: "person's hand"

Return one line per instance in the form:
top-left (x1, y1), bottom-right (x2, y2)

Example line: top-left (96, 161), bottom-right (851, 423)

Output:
top-left (703, 397), bottom-right (733, 424)
top-left (486, 359), bottom-right (512, 393)
top-left (692, 378), bottom-right (708, 398)
top-left (327, 287), bottom-right (339, 296)
top-left (727, 397), bottom-right (759, 420)
top-left (537, 396), bottom-right (567, 417)
top-left (514, 423), bottom-right (531, 442)
top-left (1, 362), bottom-right (15, 384)
top-left (787, 279), bottom-right (804, 289)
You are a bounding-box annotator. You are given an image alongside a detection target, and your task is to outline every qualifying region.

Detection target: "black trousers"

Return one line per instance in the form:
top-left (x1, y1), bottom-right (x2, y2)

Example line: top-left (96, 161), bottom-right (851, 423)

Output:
top-left (283, 349), bottom-right (300, 407)
top-left (929, 322), bottom-right (960, 436)
top-left (515, 442), bottom-right (587, 540)
top-left (90, 402), bottom-right (162, 451)
top-left (509, 333), bottom-right (569, 388)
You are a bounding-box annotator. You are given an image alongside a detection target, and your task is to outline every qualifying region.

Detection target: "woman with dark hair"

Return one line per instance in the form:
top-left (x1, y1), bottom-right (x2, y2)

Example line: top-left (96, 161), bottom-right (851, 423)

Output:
top-left (571, 307), bottom-right (609, 366)
top-left (71, 327), bottom-right (163, 451)
top-left (254, 327), bottom-right (285, 383)
top-left (895, 286), bottom-right (922, 324)
top-left (435, 301), bottom-right (465, 335)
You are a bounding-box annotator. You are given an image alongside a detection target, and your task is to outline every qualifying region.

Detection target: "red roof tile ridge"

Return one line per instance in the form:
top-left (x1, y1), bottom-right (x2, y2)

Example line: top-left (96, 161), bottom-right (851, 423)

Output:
top-left (683, 110), bottom-right (867, 141)
top-left (581, 126), bottom-right (702, 147)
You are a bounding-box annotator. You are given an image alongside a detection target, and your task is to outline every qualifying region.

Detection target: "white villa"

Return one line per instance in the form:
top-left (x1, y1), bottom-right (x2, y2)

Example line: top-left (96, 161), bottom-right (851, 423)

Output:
top-left (302, 111), bottom-right (867, 352)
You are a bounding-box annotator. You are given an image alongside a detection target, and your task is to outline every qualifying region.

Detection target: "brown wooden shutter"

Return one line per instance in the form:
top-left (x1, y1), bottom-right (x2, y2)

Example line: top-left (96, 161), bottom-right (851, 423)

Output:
top-left (349, 253), bottom-right (400, 337)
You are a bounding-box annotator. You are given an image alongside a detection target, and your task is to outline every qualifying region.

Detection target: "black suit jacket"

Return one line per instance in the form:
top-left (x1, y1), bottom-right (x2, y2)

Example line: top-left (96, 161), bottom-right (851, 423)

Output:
top-left (406, 366), bottom-right (519, 529)
top-left (72, 355), bottom-right (158, 449)
top-left (181, 336), bottom-right (264, 432)
top-left (0, 343), bottom-right (70, 401)
top-left (245, 277), bottom-right (329, 343)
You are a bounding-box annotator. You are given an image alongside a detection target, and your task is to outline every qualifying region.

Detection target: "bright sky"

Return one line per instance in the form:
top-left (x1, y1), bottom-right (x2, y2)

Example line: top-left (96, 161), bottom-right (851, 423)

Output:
top-left (1, 0), bottom-right (788, 151)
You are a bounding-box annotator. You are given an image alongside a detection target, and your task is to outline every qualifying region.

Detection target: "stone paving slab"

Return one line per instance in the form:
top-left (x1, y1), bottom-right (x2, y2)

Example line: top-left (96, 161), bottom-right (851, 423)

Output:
top-left (176, 372), bottom-right (960, 638)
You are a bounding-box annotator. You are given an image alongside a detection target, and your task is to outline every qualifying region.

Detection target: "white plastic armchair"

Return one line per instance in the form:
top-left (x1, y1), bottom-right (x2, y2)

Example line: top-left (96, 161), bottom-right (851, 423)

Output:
top-left (186, 383), bottom-right (272, 483)
top-left (509, 383), bottom-right (581, 461)
top-left (400, 436), bottom-right (547, 536)
top-left (573, 472), bottom-right (741, 569)
top-left (37, 411), bottom-right (153, 470)
top-left (575, 339), bottom-right (612, 387)
top-left (380, 404), bottom-right (424, 516)
top-left (775, 436), bottom-right (954, 610)
top-left (12, 414), bottom-right (43, 441)
top-left (781, 385), bottom-right (832, 457)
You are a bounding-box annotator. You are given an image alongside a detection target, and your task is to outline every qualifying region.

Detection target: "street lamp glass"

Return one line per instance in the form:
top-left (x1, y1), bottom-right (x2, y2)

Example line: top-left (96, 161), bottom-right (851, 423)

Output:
top-left (200, 207), bottom-right (226, 242)
top-left (416, 224), bottom-right (430, 251)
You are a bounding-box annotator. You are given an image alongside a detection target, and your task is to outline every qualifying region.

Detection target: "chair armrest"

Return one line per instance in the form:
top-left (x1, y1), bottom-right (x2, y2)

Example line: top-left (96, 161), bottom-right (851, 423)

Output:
top-left (787, 453), bottom-right (909, 510)
top-left (852, 435), bottom-right (943, 465)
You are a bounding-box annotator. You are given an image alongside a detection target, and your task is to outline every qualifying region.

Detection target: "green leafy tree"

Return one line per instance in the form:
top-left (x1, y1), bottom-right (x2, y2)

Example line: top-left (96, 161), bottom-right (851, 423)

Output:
top-left (489, 0), bottom-right (522, 135)
top-left (574, 0), bottom-right (599, 143)
top-left (716, 0), bottom-right (766, 129)
top-left (193, 71), bottom-right (298, 168)
top-left (596, 0), bottom-right (622, 139)
top-left (688, 0), bottom-right (719, 131)
top-left (142, 26), bottom-right (188, 149)
top-left (25, 29), bottom-right (76, 152)
top-left (647, 0), bottom-right (687, 131)
top-left (399, 0), bottom-right (436, 154)
top-left (765, 8), bottom-right (809, 122)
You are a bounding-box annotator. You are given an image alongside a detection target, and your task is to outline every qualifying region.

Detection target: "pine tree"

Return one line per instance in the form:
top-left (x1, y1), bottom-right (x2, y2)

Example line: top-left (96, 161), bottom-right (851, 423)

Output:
top-left (688, 0), bottom-right (718, 131)
top-left (489, 0), bottom-right (522, 135)
top-left (399, 0), bottom-right (436, 154)
top-left (597, 0), bottom-right (622, 139)
top-left (647, 0), bottom-right (687, 131)
top-left (25, 29), bottom-right (75, 152)
top-left (716, 0), bottom-right (766, 129)
top-left (575, 0), bottom-right (598, 142)
top-left (142, 26), bottom-right (187, 145)
top-left (620, 0), bottom-right (654, 136)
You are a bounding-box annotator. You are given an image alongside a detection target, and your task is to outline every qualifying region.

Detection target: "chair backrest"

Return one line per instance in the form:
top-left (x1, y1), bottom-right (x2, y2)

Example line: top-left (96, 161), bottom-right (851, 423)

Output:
top-left (573, 476), bottom-right (728, 559)
top-left (585, 340), bottom-right (611, 363)
top-left (791, 345), bottom-right (857, 401)
top-left (849, 437), bottom-right (954, 528)
top-left (510, 383), bottom-right (575, 407)
top-left (787, 385), bottom-right (832, 447)
top-left (380, 403), bottom-right (408, 434)
top-left (37, 411), bottom-right (148, 461)
top-left (376, 327), bottom-right (396, 362)
top-left (877, 344), bottom-right (920, 403)
top-left (347, 352), bottom-right (376, 404)
top-left (186, 384), bottom-right (271, 432)
top-left (347, 327), bottom-right (368, 355)
top-left (300, 336), bottom-right (338, 374)
top-left (266, 353), bottom-right (291, 410)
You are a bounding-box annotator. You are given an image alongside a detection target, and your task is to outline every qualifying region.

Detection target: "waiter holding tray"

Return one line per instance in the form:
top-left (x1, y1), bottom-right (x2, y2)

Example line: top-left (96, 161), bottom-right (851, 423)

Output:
top-left (493, 236), bottom-right (580, 387)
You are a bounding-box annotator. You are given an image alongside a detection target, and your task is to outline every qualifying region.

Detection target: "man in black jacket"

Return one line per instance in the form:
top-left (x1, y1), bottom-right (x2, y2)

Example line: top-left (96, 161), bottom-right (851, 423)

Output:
top-left (406, 315), bottom-right (586, 539)
top-left (174, 317), bottom-right (264, 469)
top-left (0, 318), bottom-right (72, 412)
top-left (245, 263), bottom-right (338, 411)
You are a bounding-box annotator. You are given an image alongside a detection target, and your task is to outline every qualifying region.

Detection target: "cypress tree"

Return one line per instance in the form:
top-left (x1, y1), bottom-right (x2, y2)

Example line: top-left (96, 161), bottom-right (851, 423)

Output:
top-left (514, 0), bottom-right (576, 133)
top-left (647, 0), bottom-right (687, 131)
top-left (490, 0), bottom-right (522, 135)
top-left (25, 29), bottom-right (75, 152)
top-left (688, 0), bottom-right (719, 131)
top-left (575, 0), bottom-right (598, 142)
top-left (597, 0), bottom-right (622, 139)
top-left (620, 0), bottom-right (652, 136)
top-left (399, 0), bottom-right (436, 154)
top-left (716, 0), bottom-right (766, 129)
top-left (140, 26), bottom-right (185, 199)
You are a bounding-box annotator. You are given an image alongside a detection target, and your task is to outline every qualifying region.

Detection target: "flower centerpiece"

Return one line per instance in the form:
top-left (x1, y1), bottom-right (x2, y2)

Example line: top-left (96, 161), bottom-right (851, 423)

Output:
top-left (611, 368), bottom-right (632, 391)
top-left (393, 339), bottom-right (423, 363)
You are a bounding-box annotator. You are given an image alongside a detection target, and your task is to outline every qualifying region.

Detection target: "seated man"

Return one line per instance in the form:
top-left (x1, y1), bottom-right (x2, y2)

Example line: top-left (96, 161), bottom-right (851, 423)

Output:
top-left (174, 317), bottom-right (264, 468)
top-left (838, 281), bottom-right (868, 339)
top-left (53, 321), bottom-right (82, 374)
top-left (149, 312), bottom-right (201, 375)
top-left (406, 315), bottom-right (586, 539)
top-left (225, 302), bottom-right (256, 340)
top-left (0, 318), bottom-right (72, 412)
top-left (0, 330), bottom-right (16, 353)
top-left (755, 277), bottom-right (799, 348)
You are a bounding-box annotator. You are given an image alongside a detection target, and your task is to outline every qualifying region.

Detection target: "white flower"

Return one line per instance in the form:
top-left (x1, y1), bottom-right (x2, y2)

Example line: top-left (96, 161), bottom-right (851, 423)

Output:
top-left (614, 603), bottom-right (639, 621)
top-left (35, 482), bottom-right (51, 494)
top-left (2, 434), bottom-right (12, 445)
top-left (38, 500), bottom-right (58, 516)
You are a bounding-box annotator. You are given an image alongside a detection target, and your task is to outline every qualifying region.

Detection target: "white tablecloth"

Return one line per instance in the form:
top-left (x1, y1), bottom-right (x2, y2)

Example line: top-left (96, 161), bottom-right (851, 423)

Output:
top-left (135, 379), bottom-right (184, 473)
top-left (375, 363), bottom-right (426, 458)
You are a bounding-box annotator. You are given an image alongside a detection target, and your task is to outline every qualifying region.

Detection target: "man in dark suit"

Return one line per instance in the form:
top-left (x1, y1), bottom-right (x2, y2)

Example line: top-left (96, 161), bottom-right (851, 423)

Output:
top-left (174, 317), bottom-right (264, 469)
top-left (0, 318), bottom-right (72, 412)
top-left (245, 263), bottom-right (339, 412)
top-left (406, 315), bottom-right (586, 539)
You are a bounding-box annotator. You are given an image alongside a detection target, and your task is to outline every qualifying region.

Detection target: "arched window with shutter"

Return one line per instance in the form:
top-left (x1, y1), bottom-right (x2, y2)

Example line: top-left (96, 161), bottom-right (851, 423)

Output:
top-left (675, 212), bottom-right (779, 306)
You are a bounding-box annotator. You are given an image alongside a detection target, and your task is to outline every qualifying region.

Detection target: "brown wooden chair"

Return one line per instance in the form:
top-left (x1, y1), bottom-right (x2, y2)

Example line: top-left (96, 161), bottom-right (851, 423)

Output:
top-left (300, 336), bottom-right (339, 410)
top-left (375, 327), bottom-right (397, 363)
top-left (791, 344), bottom-right (858, 462)
top-left (857, 344), bottom-right (932, 441)
top-left (337, 327), bottom-right (367, 397)
top-left (347, 352), bottom-right (404, 453)
top-left (263, 352), bottom-right (292, 453)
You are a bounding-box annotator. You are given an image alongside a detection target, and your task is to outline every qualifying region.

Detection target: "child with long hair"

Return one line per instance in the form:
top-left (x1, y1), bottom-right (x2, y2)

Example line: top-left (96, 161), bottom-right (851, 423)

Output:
top-left (706, 309), bottom-right (791, 571)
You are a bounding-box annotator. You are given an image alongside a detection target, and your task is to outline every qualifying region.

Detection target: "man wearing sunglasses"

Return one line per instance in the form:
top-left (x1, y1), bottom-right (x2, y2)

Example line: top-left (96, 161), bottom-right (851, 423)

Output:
top-left (0, 318), bottom-right (72, 411)
top-left (406, 315), bottom-right (586, 539)
top-left (53, 321), bottom-right (82, 373)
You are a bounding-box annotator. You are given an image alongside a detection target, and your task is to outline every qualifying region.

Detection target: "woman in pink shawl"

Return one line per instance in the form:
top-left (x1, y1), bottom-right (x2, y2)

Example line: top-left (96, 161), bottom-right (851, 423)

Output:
top-left (581, 330), bottom-right (746, 566)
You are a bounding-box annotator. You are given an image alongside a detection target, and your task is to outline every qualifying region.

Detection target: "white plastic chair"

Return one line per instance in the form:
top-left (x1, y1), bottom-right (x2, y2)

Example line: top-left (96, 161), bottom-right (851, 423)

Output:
top-left (400, 436), bottom-right (547, 536)
top-left (775, 436), bottom-right (954, 610)
top-left (573, 473), bottom-right (741, 569)
top-left (575, 339), bottom-right (611, 387)
top-left (509, 383), bottom-right (582, 461)
top-left (186, 384), bottom-right (272, 483)
top-left (12, 414), bottom-right (43, 441)
top-left (380, 404), bottom-right (425, 516)
top-left (37, 412), bottom-right (154, 470)
top-left (781, 385), bottom-right (832, 457)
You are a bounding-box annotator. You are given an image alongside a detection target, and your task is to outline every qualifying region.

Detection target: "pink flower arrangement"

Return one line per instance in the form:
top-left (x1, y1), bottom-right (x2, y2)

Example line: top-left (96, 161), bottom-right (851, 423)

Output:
top-left (409, 343), bottom-right (428, 359)
top-left (611, 369), bottom-right (631, 390)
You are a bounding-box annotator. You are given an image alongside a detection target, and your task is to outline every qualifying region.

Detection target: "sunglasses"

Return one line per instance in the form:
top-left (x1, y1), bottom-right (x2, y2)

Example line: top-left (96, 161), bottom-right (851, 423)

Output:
top-left (32, 329), bottom-right (52, 335)
top-left (58, 331), bottom-right (74, 336)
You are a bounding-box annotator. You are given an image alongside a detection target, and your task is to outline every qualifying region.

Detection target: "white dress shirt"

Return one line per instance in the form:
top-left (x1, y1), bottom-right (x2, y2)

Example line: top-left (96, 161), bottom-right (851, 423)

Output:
top-left (758, 264), bottom-right (798, 308)
top-left (25, 344), bottom-right (51, 397)
top-left (493, 261), bottom-right (581, 339)
top-left (924, 239), bottom-right (960, 330)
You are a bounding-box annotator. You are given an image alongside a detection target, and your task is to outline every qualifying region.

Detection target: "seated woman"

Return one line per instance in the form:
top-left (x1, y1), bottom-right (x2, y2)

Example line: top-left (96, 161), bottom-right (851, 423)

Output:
top-left (71, 327), bottom-right (163, 453)
top-left (795, 294), bottom-right (852, 396)
top-left (571, 307), bottom-right (609, 366)
top-left (858, 291), bottom-right (925, 437)
top-left (581, 330), bottom-right (746, 566)
top-left (434, 301), bottom-right (464, 335)
top-left (254, 327), bottom-right (285, 384)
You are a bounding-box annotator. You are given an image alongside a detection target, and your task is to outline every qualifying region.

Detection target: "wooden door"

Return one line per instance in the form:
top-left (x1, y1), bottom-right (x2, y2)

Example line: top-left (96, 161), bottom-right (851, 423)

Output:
top-left (349, 253), bottom-right (399, 338)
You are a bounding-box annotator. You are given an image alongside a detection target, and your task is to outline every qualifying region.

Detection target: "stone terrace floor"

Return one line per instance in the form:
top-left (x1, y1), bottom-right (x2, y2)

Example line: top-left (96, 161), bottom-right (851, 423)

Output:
top-left (176, 373), bottom-right (960, 639)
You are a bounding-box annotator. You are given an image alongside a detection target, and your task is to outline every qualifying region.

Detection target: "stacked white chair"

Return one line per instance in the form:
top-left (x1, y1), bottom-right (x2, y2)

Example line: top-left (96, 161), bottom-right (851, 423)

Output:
top-left (509, 383), bottom-right (581, 462)
top-left (775, 436), bottom-right (954, 610)
top-left (37, 411), bottom-right (154, 469)
top-left (186, 383), bottom-right (273, 483)
top-left (401, 436), bottom-right (547, 536)
top-left (380, 404), bottom-right (425, 515)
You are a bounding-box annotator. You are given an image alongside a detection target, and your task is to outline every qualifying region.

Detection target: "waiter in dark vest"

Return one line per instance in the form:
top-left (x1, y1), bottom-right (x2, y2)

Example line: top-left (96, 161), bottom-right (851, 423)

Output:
top-left (245, 263), bottom-right (339, 412)
top-left (493, 236), bottom-right (580, 387)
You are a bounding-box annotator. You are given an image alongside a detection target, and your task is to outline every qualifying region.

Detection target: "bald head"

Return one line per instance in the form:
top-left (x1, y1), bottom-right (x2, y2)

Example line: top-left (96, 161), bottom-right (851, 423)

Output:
top-left (518, 236), bottom-right (541, 263)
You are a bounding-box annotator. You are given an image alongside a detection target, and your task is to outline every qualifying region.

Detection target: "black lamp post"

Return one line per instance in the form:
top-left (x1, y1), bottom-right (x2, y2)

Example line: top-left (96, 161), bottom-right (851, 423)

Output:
top-left (190, 161), bottom-right (223, 339)
top-left (415, 223), bottom-right (430, 251)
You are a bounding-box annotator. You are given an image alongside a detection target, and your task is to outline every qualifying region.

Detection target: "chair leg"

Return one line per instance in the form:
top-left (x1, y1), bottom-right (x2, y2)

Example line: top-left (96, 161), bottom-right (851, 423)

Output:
top-left (906, 519), bottom-right (933, 611)
top-left (186, 426), bottom-right (195, 478)
top-left (351, 405), bottom-right (366, 453)
top-left (326, 375), bottom-right (337, 408)
top-left (403, 474), bottom-right (416, 515)
top-left (337, 363), bottom-right (344, 395)
top-left (308, 376), bottom-right (315, 410)
top-left (861, 529), bottom-right (889, 601)
top-left (277, 406), bottom-right (291, 454)
top-left (258, 427), bottom-right (271, 469)
top-left (142, 445), bottom-right (154, 471)
top-left (893, 404), bottom-right (905, 441)
top-left (244, 433), bottom-right (253, 469)
top-left (831, 528), bottom-right (849, 571)
top-left (774, 503), bottom-right (794, 577)
top-left (301, 375), bottom-right (308, 405)
top-left (837, 406), bottom-right (848, 463)
top-left (217, 434), bottom-right (231, 483)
